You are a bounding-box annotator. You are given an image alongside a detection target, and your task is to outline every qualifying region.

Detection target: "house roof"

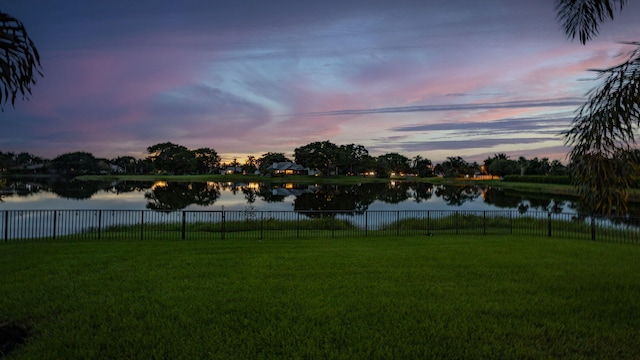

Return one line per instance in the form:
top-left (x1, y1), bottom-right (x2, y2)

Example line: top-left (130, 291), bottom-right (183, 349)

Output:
top-left (266, 162), bottom-right (305, 171)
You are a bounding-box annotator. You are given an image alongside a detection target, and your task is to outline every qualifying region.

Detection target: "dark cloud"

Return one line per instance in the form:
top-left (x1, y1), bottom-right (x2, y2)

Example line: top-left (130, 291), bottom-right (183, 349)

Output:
top-left (392, 115), bottom-right (573, 134)
top-left (298, 98), bottom-right (584, 117)
top-left (369, 137), bottom-right (560, 154)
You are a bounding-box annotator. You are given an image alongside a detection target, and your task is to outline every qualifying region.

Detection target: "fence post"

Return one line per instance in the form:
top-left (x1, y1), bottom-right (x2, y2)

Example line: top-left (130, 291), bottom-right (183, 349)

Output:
top-left (140, 211), bottom-right (144, 241)
top-left (396, 211), bottom-right (400, 236)
top-left (3, 211), bottom-right (8, 241)
top-left (427, 210), bottom-right (430, 235)
top-left (483, 211), bottom-right (486, 236)
top-left (260, 212), bottom-right (264, 240)
top-left (365, 211), bottom-right (368, 237)
top-left (510, 211), bottom-right (513, 235)
top-left (548, 212), bottom-right (552, 237)
top-left (52, 211), bottom-right (57, 240)
top-left (591, 216), bottom-right (596, 241)
top-left (296, 213), bottom-right (300, 239)
top-left (332, 214), bottom-right (335, 238)
top-left (97, 210), bottom-right (102, 240)
top-left (455, 211), bottom-right (459, 235)
top-left (221, 210), bottom-right (225, 240)
top-left (181, 211), bottom-right (186, 240)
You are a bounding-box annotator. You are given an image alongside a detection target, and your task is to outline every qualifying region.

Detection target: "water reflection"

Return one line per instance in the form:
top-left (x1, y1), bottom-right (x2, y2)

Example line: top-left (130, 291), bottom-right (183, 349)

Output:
top-left (410, 182), bottom-right (434, 203)
top-left (50, 179), bottom-right (113, 200)
top-left (3, 177), bottom-right (637, 216)
top-left (293, 184), bottom-right (377, 216)
top-left (109, 180), bottom-right (149, 194)
top-left (435, 185), bottom-right (481, 206)
top-left (145, 182), bottom-right (221, 210)
top-left (482, 187), bottom-right (569, 214)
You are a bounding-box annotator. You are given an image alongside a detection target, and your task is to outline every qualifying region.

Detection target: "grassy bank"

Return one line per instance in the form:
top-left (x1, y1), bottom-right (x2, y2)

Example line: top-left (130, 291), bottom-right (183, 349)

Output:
top-left (474, 179), bottom-right (575, 194)
top-left (426, 177), bottom-right (576, 195)
top-left (1, 235), bottom-right (639, 359)
top-left (428, 177), bottom-right (640, 202)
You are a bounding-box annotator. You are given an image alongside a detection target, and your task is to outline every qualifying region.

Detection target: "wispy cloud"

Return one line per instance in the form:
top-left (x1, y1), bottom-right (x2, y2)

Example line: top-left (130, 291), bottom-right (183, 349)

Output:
top-left (297, 98), bottom-right (584, 117)
top-left (392, 115), bottom-right (573, 134)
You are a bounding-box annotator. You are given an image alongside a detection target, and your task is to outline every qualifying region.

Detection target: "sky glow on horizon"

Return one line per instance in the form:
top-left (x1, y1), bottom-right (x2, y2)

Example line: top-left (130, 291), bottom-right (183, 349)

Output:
top-left (2, 1), bottom-right (639, 163)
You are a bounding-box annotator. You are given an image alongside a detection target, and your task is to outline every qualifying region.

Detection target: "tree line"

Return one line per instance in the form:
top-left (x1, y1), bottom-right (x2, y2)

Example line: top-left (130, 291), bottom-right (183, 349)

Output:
top-left (0, 140), bottom-right (573, 178)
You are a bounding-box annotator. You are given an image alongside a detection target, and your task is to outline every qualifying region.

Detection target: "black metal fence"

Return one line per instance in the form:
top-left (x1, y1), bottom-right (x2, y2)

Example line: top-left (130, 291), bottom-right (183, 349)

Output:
top-left (1, 209), bottom-right (639, 244)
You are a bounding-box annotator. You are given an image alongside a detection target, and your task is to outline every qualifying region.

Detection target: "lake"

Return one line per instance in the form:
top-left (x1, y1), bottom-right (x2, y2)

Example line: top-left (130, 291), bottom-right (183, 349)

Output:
top-left (0, 178), bottom-right (580, 215)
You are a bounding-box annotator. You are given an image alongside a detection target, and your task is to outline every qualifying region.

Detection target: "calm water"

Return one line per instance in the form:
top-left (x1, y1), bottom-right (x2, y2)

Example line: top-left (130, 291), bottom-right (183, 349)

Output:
top-left (0, 178), bottom-right (580, 215)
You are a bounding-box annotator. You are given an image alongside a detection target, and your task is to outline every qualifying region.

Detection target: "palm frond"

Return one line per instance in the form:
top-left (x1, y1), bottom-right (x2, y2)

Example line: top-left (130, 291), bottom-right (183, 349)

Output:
top-left (555, 0), bottom-right (626, 44)
top-left (0, 11), bottom-right (42, 110)
top-left (564, 42), bottom-right (640, 214)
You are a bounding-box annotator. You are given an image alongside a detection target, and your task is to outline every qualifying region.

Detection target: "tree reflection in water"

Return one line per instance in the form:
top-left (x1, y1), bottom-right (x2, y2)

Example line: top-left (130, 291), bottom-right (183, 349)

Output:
top-left (49, 178), bottom-right (110, 200)
top-left (293, 183), bottom-right (380, 217)
top-left (241, 187), bottom-right (256, 204)
top-left (145, 182), bottom-right (221, 210)
top-left (411, 182), bottom-right (434, 203)
top-left (482, 187), bottom-right (522, 208)
top-left (435, 185), bottom-right (481, 206)
top-left (3, 178), bottom-right (632, 217)
top-left (293, 182), bottom-right (434, 217)
top-left (482, 186), bottom-right (570, 214)
top-left (108, 180), bottom-right (149, 194)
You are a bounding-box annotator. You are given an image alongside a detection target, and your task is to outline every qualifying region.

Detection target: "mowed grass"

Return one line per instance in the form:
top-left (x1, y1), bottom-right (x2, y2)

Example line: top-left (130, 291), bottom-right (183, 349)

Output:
top-left (1, 236), bottom-right (639, 359)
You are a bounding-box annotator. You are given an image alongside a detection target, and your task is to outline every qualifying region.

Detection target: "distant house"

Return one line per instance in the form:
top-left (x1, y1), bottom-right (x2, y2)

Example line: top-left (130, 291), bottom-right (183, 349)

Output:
top-left (266, 162), bottom-right (316, 176)
top-left (109, 164), bottom-right (125, 173)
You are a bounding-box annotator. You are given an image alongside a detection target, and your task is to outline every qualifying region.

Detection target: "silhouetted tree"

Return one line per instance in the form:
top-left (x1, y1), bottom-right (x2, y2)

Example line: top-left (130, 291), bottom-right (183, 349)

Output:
top-left (193, 147), bottom-right (220, 174)
top-left (412, 155), bottom-right (434, 177)
top-left (50, 152), bottom-right (100, 175)
top-left (438, 156), bottom-right (474, 178)
top-left (375, 153), bottom-right (410, 177)
top-left (243, 155), bottom-right (257, 174)
top-left (146, 142), bottom-right (191, 174)
top-left (336, 143), bottom-right (369, 175)
top-left (294, 141), bottom-right (339, 175)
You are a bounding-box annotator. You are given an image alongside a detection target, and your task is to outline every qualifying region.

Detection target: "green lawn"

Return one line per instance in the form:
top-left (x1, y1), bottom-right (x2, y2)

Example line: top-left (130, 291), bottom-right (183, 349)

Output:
top-left (1, 235), bottom-right (639, 359)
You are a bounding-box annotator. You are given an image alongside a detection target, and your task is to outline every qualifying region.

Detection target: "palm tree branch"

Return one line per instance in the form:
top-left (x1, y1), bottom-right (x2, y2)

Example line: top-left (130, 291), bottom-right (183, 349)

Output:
top-left (0, 11), bottom-right (42, 109)
top-left (555, 0), bottom-right (626, 44)
top-left (563, 42), bottom-right (640, 215)
top-left (565, 43), bottom-right (640, 153)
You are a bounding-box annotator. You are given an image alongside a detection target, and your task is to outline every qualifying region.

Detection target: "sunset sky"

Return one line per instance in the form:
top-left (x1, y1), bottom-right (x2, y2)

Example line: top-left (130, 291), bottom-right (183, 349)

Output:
top-left (2, 1), bottom-right (639, 163)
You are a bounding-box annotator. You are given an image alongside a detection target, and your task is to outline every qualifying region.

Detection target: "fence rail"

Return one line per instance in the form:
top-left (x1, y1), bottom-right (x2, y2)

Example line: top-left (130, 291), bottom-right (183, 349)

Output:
top-left (1, 209), bottom-right (639, 244)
